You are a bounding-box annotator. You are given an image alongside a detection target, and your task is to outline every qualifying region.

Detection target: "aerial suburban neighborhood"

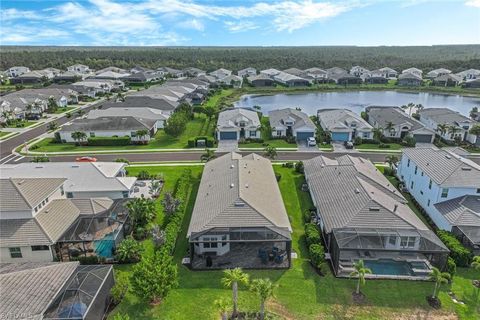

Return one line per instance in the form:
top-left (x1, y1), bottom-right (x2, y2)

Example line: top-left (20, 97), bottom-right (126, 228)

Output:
top-left (1, 1), bottom-right (480, 320)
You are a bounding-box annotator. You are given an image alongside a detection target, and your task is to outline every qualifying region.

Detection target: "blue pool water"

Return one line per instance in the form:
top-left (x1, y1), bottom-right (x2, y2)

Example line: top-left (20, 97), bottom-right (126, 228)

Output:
top-left (364, 259), bottom-right (413, 276)
top-left (94, 232), bottom-right (115, 258)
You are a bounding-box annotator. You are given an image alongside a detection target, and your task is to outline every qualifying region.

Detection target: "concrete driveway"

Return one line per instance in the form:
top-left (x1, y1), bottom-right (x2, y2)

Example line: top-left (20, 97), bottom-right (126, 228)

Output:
top-left (297, 140), bottom-right (319, 152)
top-left (216, 140), bottom-right (239, 152)
top-left (333, 142), bottom-right (358, 153)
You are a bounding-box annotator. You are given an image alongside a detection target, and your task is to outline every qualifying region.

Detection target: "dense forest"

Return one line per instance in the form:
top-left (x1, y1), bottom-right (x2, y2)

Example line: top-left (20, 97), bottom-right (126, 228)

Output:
top-left (1, 45), bottom-right (479, 73)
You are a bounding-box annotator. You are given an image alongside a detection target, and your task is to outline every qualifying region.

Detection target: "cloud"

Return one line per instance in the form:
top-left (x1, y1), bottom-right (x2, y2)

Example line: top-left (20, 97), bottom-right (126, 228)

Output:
top-left (178, 19), bottom-right (205, 31)
top-left (0, 8), bottom-right (42, 21)
top-left (465, 0), bottom-right (480, 7)
top-left (224, 21), bottom-right (258, 33)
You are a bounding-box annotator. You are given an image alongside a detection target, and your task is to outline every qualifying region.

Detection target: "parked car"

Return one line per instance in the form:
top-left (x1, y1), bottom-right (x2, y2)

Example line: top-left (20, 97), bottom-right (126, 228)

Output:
top-left (344, 141), bottom-right (354, 149)
top-left (307, 137), bottom-right (317, 147)
top-left (75, 156), bottom-right (97, 162)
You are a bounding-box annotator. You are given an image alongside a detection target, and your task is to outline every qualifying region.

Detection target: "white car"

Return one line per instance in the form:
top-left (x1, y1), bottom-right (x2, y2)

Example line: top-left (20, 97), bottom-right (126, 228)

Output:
top-left (307, 137), bottom-right (317, 147)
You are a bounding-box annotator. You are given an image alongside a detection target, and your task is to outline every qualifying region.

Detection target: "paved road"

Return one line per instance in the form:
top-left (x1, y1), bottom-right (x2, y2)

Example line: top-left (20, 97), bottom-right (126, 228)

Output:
top-left (0, 100), bottom-right (103, 160)
top-left (8, 150), bottom-right (480, 165)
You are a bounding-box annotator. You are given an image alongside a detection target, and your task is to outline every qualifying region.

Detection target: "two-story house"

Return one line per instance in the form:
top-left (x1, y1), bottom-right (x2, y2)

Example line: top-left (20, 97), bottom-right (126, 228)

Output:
top-left (397, 148), bottom-right (480, 253)
top-left (418, 108), bottom-right (479, 146)
top-left (216, 108), bottom-right (261, 140)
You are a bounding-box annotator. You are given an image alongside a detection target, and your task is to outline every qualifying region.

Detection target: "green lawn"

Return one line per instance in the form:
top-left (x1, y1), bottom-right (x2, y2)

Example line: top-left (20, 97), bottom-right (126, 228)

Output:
top-left (203, 89), bottom-right (235, 109)
top-left (356, 143), bottom-right (403, 150)
top-left (49, 106), bottom-right (78, 114)
top-left (110, 166), bottom-right (478, 320)
top-left (31, 113), bottom-right (213, 152)
top-left (4, 120), bottom-right (37, 128)
top-left (0, 131), bottom-right (11, 138)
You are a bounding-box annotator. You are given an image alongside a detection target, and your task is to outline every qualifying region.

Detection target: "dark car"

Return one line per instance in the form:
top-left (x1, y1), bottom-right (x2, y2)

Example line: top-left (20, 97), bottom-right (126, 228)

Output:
top-left (344, 141), bottom-right (354, 149)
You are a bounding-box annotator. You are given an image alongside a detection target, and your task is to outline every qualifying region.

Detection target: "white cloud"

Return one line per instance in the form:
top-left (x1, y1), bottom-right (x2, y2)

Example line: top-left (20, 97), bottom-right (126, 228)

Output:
top-left (224, 21), bottom-right (258, 33)
top-left (0, 8), bottom-right (42, 21)
top-left (465, 0), bottom-right (480, 7)
top-left (178, 19), bottom-right (205, 31)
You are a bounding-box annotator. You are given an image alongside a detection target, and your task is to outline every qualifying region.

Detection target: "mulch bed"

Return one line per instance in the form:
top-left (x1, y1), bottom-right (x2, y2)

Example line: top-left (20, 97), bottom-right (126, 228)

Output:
top-left (426, 296), bottom-right (441, 309)
top-left (352, 291), bottom-right (366, 304)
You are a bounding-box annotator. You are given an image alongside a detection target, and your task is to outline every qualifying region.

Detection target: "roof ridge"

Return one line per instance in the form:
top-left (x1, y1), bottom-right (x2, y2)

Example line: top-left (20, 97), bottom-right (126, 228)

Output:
top-left (8, 178), bottom-right (34, 209)
top-left (0, 261), bottom-right (78, 277)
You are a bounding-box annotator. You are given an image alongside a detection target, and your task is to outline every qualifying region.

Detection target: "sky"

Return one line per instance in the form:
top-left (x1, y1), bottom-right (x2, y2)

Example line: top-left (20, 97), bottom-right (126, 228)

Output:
top-left (1, 0), bottom-right (479, 46)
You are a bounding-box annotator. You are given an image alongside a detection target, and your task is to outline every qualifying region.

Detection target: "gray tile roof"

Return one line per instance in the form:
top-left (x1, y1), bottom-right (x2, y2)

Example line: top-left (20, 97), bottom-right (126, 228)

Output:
top-left (0, 262), bottom-right (79, 320)
top-left (0, 218), bottom-right (51, 247)
top-left (318, 108), bottom-right (372, 131)
top-left (366, 106), bottom-right (428, 131)
top-left (304, 155), bottom-right (429, 233)
top-left (0, 162), bottom-right (135, 193)
top-left (102, 97), bottom-right (179, 111)
top-left (269, 108), bottom-right (316, 131)
top-left (0, 178), bottom-right (65, 212)
top-left (187, 153), bottom-right (292, 237)
top-left (87, 107), bottom-right (167, 121)
top-left (398, 72), bottom-right (422, 80)
top-left (35, 199), bottom-right (81, 242)
top-left (217, 108), bottom-right (260, 129)
top-left (60, 116), bottom-right (154, 132)
top-left (434, 195), bottom-right (480, 227)
top-left (70, 198), bottom-right (114, 215)
top-left (419, 108), bottom-right (473, 126)
top-left (403, 148), bottom-right (480, 187)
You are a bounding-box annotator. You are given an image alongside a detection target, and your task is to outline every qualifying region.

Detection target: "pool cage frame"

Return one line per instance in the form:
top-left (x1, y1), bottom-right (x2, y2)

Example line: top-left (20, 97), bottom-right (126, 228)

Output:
top-left (55, 199), bottom-right (132, 262)
top-left (453, 225), bottom-right (480, 255)
top-left (329, 227), bottom-right (449, 277)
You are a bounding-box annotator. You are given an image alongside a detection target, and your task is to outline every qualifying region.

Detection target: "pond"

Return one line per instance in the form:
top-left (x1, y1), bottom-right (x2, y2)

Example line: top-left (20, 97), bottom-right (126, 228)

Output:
top-left (234, 90), bottom-right (480, 116)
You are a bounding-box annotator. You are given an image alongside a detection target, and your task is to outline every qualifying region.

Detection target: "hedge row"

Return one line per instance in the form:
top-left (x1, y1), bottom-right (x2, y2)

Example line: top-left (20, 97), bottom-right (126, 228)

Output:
top-left (87, 136), bottom-right (131, 146)
top-left (188, 136), bottom-right (215, 148)
top-left (436, 230), bottom-right (473, 267)
top-left (304, 222), bottom-right (328, 274)
top-left (162, 169), bottom-right (193, 254)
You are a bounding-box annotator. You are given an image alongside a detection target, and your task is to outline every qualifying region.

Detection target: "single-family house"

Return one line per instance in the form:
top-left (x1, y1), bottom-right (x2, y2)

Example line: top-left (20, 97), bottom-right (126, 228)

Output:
top-left (95, 66), bottom-right (127, 74)
top-left (7, 66), bottom-right (30, 78)
top-left (0, 162), bottom-right (137, 199)
top-left (283, 68), bottom-right (307, 77)
top-left (0, 262), bottom-right (114, 320)
top-left (54, 71), bottom-right (85, 83)
top-left (216, 108), bottom-right (261, 140)
top-left (187, 152), bottom-right (292, 269)
top-left (426, 68), bottom-right (452, 79)
top-left (260, 68), bottom-right (282, 78)
top-left (418, 108), bottom-right (478, 145)
top-left (91, 71), bottom-right (130, 80)
top-left (326, 67), bottom-right (348, 77)
top-left (122, 71), bottom-right (162, 83)
top-left (365, 73), bottom-right (389, 84)
top-left (329, 72), bottom-right (362, 85)
top-left (398, 72), bottom-right (423, 86)
top-left (87, 107), bottom-right (168, 129)
top-left (304, 67), bottom-right (328, 81)
top-left (464, 79), bottom-right (480, 88)
top-left (456, 68), bottom-right (480, 81)
top-left (402, 68), bottom-right (423, 77)
top-left (397, 148), bottom-right (480, 253)
top-left (350, 66), bottom-right (371, 79)
top-left (432, 74), bottom-right (462, 87)
top-left (247, 74), bottom-right (274, 87)
top-left (105, 97), bottom-right (178, 115)
top-left (366, 106), bottom-right (436, 143)
top-left (183, 67), bottom-right (206, 77)
top-left (318, 108), bottom-right (373, 141)
top-left (304, 154), bottom-right (448, 279)
top-left (157, 67), bottom-right (184, 78)
top-left (58, 116), bottom-right (156, 143)
top-left (209, 68), bottom-right (232, 80)
top-left (218, 74), bottom-right (243, 88)
top-left (273, 72), bottom-right (310, 87)
top-left (10, 70), bottom-right (52, 84)
top-left (67, 64), bottom-right (90, 74)
top-left (376, 67), bottom-right (398, 79)
top-left (237, 67), bottom-right (257, 78)
top-left (269, 108), bottom-right (316, 140)
top-left (71, 79), bottom-right (124, 97)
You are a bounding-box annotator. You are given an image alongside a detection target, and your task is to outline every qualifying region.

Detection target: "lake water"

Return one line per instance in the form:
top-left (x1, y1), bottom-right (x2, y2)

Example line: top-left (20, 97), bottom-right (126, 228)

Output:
top-left (234, 91), bottom-right (480, 116)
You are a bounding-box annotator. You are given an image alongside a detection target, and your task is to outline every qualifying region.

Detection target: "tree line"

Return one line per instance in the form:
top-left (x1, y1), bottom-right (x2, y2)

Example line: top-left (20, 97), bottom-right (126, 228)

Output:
top-left (1, 45), bottom-right (479, 73)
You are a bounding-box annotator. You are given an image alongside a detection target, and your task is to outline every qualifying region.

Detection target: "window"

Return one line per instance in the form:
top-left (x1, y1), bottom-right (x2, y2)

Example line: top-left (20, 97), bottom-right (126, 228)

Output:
top-left (421, 172), bottom-right (424, 176)
top-left (427, 200), bottom-right (430, 206)
top-left (410, 181), bottom-right (414, 189)
top-left (400, 236), bottom-right (416, 248)
top-left (131, 131), bottom-right (137, 137)
top-left (276, 130), bottom-right (282, 136)
top-left (390, 131), bottom-right (396, 137)
top-left (9, 247), bottom-right (22, 258)
top-left (477, 188), bottom-right (480, 194)
top-left (407, 159), bottom-right (410, 167)
top-left (239, 121), bottom-right (246, 127)
top-left (441, 188), bottom-right (449, 198)
top-left (420, 191), bottom-right (423, 195)
top-left (249, 131), bottom-right (256, 137)
top-left (429, 180), bottom-right (432, 189)
top-left (203, 237), bottom-right (218, 248)
top-left (362, 132), bottom-right (369, 138)
top-left (89, 132), bottom-right (95, 137)
top-left (389, 236), bottom-right (396, 246)
top-left (414, 166), bottom-right (418, 175)
top-left (222, 235), bottom-right (227, 247)
top-left (66, 192), bottom-right (73, 198)
top-left (122, 191), bottom-right (129, 198)
top-left (31, 245), bottom-right (49, 251)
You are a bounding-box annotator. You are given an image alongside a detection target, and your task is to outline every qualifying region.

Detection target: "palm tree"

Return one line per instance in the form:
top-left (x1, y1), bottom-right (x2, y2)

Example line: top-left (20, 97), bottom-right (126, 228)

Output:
top-left (469, 125), bottom-right (480, 144)
top-left (264, 145), bottom-right (277, 160)
top-left (385, 155), bottom-right (399, 168)
top-left (25, 103), bottom-right (33, 116)
top-left (71, 131), bottom-right (87, 145)
top-left (116, 92), bottom-right (126, 102)
top-left (47, 121), bottom-right (59, 132)
top-left (407, 102), bottom-right (415, 116)
top-left (469, 107), bottom-right (478, 121)
top-left (372, 127), bottom-right (383, 141)
top-left (135, 129), bottom-right (149, 142)
top-left (250, 278), bottom-right (275, 320)
top-left (448, 125), bottom-right (460, 140)
top-left (385, 121), bottom-right (395, 133)
top-left (148, 179), bottom-right (162, 198)
top-left (221, 268), bottom-right (249, 317)
top-left (429, 267), bottom-right (450, 299)
top-left (200, 148), bottom-right (215, 162)
top-left (350, 260), bottom-right (372, 295)
top-left (436, 123), bottom-right (449, 137)
top-left (416, 103), bottom-right (424, 113)
top-left (214, 298), bottom-right (230, 320)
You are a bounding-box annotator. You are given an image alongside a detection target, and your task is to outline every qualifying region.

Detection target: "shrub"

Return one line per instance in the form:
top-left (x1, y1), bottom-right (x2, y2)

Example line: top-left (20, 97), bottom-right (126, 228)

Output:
top-left (445, 257), bottom-right (456, 278)
top-left (188, 139), bottom-right (195, 148)
top-left (437, 230), bottom-right (472, 267)
top-left (403, 136), bottom-right (416, 147)
top-left (309, 243), bottom-right (325, 267)
top-left (115, 158), bottom-right (130, 164)
top-left (378, 143), bottom-right (390, 149)
top-left (116, 236), bottom-right (143, 263)
top-left (87, 136), bottom-right (131, 146)
top-left (285, 136), bottom-right (296, 144)
top-left (29, 144), bottom-right (39, 150)
top-left (295, 161), bottom-right (304, 173)
top-left (354, 136), bottom-right (362, 145)
top-left (275, 174), bottom-right (282, 182)
top-left (164, 112), bottom-right (188, 137)
top-left (317, 262), bottom-right (330, 275)
top-left (383, 166), bottom-right (395, 176)
top-left (305, 223), bottom-right (321, 247)
top-left (110, 272), bottom-right (129, 305)
top-left (284, 162), bottom-right (294, 168)
top-left (73, 255), bottom-right (100, 265)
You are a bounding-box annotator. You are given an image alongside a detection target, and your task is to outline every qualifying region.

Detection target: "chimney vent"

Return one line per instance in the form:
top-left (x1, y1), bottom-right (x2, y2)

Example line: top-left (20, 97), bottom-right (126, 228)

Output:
top-left (394, 204), bottom-right (398, 212)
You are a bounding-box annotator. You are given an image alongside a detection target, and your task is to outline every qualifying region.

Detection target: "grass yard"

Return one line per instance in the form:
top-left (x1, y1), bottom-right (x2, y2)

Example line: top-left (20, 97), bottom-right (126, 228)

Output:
top-left (110, 165), bottom-right (479, 320)
top-left (203, 89), bottom-right (235, 109)
top-left (49, 106), bottom-right (78, 114)
top-left (0, 131), bottom-right (11, 138)
top-left (355, 143), bottom-right (403, 150)
top-left (30, 113), bottom-right (214, 152)
top-left (4, 120), bottom-right (37, 128)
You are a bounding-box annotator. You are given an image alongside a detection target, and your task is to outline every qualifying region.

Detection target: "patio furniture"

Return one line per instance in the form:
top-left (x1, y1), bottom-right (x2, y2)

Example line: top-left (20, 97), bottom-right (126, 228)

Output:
top-left (275, 252), bottom-right (286, 264)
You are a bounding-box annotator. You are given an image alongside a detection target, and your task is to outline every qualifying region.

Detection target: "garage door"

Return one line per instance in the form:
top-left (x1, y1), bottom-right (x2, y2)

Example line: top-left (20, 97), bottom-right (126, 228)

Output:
top-left (296, 131), bottom-right (314, 141)
top-left (413, 134), bottom-right (433, 143)
top-left (331, 132), bottom-right (350, 142)
top-left (219, 131), bottom-right (237, 140)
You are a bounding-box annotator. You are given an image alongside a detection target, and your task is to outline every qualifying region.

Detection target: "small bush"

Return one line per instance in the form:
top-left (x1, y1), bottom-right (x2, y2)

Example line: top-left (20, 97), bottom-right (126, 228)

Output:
top-left (437, 230), bottom-right (472, 267)
top-left (29, 144), bottom-right (39, 150)
top-left (110, 273), bottom-right (129, 305)
top-left (284, 162), bottom-right (294, 168)
top-left (354, 136), bottom-right (362, 145)
top-left (305, 223), bottom-right (321, 247)
top-left (87, 136), bottom-right (131, 146)
top-left (275, 174), bottom-right (282, 182)
top-left (73, 255), bottom-right (99, 265)
top-left (383, 167), bottom-right (395, 176)
top-left (445, 257), bottom-right (456, 278)
top-left (403, 136), bottom-right (416, 147)
top-left (378, 143), bottom-right (390, 149)
top-left (309, 243), bottom-right (325, 267)
top-left (136, 170), bottom-right (151, 180)
top-left (188, 139), bottom-right (195, 148)
top-left (295, 161), bottom-right (304, 173)
top-left (317, 262), bottom-right (330, 275)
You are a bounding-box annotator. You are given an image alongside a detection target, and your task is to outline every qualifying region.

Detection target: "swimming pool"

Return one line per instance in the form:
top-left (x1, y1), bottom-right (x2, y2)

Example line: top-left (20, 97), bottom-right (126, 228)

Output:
top-left (363, 259), bottom-right (415, 276)
top-left (94, 232), bottom-right (115, 258)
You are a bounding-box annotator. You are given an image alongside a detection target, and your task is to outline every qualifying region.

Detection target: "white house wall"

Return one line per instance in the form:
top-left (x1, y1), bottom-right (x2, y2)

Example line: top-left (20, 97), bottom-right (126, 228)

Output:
top-left (0, 245), bottom-right (54, 263)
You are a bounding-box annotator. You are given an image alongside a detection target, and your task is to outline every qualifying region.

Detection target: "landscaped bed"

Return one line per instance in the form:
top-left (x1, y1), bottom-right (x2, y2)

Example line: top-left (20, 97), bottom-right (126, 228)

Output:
top-left (109, 165), bottom-right (478, 320)
top-left (355, 143), bottom-right (403, 150)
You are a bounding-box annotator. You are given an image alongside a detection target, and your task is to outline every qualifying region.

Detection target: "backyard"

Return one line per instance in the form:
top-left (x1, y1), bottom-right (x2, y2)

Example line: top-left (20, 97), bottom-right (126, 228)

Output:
top-left (109, 165), bottom-right (479, 320)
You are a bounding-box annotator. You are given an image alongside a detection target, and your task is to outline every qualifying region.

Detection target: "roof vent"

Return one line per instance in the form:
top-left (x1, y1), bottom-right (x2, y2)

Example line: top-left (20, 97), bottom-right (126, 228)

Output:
top-left (461, 167), bottom-right (471, 171)
top-left (394, 204), bottom-right (398, 212)
top-left (354, 188), bottom-right (360, 194)
top-left (230, 183), bottom-right (235, 188)
top-left (245, 184), bottom-right (249, 188)
top-left (230, 164), bottom-right (235, 169)
top-left (369, 207), bottom-right (380, 212)
top-left (445, 155), bottom-right (452, 159)
top-left (234, 201), bottom-right (245, 207)
top-left (71, 165), bottom-right (80, 168)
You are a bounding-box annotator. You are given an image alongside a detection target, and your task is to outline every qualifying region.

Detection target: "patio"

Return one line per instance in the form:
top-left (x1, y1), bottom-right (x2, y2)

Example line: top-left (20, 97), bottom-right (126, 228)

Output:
top-left (191, 242), bottom-right (290, 270)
